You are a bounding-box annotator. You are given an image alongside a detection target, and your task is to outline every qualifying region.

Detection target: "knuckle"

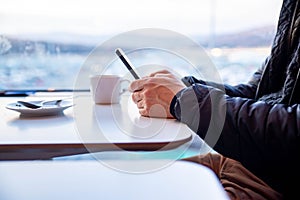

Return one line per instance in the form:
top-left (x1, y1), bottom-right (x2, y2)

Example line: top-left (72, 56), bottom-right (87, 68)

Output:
top-left (131, 93), bottom-right (138, 103)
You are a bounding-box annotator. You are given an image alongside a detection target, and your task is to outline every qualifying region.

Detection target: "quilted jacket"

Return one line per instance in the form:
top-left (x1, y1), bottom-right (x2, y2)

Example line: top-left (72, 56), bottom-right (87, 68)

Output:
top-left (170, 0), bottom-right (300, 198)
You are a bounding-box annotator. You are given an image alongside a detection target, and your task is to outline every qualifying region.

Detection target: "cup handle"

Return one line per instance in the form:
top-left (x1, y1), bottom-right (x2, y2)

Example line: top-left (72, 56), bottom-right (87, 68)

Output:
top-left (119, 79), bottom-right (131, 95)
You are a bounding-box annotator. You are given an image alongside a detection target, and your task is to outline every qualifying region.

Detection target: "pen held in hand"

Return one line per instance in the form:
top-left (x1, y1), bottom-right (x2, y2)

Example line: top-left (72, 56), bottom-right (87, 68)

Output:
top-left (115, 48), bottom-right (140, 80)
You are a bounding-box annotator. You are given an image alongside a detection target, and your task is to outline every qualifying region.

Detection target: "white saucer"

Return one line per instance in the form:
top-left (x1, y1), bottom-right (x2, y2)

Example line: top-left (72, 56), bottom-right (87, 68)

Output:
top-left (5, 100), bottom-right (73, 117)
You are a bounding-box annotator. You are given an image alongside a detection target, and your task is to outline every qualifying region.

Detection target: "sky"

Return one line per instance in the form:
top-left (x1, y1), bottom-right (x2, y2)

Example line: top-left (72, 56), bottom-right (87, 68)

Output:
top-left (0, 0), bottom-right (283, 37)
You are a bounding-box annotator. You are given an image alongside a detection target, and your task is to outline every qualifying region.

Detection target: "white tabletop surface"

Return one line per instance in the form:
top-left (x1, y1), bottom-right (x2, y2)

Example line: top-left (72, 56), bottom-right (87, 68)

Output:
top-left (0, 159), bottom-right (229, 200)
top-left (0, 93), bottom-right (209, 160)
top-left (0, 93), bottom-right (192, 146)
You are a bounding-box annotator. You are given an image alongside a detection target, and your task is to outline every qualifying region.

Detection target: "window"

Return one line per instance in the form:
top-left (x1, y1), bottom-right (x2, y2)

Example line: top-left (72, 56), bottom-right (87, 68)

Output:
top-left (0, 0), bottom-right (282, 91)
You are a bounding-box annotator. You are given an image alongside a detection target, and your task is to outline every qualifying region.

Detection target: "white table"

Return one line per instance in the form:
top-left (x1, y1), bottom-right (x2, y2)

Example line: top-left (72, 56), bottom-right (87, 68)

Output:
top-left (0, 160), bottom-right (229, 200)
top-left (0, 93), bottom-right (204, 160)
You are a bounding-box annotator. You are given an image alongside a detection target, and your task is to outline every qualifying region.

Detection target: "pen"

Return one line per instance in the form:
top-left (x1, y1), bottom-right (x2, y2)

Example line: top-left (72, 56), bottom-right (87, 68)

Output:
top-left (115, 48), bottom-right (140, 79)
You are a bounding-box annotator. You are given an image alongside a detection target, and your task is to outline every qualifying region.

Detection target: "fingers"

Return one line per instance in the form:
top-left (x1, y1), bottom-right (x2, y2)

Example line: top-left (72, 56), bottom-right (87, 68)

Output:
top-left (129, 70), bottom-right (175, 92)
top-left (138, 108), bottom-right (148, 117)
top-left (137, 103), bottom-right (171, 118)
top-left (129, 79), bottom-right (146, 92)
top-left (137, 100), bottom-right (144, 109)
top-left (132, 91), bottom-right (174, 118)
top-left (132, 97), bottom-right (147, 115)
top-left (129, 76), bottom-right (159, 92)
top-left (132, 92), bottom-right (143, 104)
top-left (128, 69), bottom-right (180, 119)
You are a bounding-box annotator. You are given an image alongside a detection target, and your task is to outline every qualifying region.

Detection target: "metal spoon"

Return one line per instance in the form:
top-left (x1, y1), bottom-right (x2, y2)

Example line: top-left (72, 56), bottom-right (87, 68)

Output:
top-left (17, 99), bottom-right (63, 109)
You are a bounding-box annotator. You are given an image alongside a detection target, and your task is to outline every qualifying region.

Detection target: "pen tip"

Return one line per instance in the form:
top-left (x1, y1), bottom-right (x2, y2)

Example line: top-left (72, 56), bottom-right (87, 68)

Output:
top-left (115, 48), bottom-right (123, 57)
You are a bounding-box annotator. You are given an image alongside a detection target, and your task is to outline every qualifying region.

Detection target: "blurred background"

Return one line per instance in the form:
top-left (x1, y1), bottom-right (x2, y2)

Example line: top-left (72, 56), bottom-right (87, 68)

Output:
top-left (0, 0), bottom-right (282, 90)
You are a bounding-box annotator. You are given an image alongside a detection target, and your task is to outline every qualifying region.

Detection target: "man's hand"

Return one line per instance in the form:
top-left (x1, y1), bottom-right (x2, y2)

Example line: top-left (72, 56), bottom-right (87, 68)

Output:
top-left (129, 70), bottom-right (185, 118)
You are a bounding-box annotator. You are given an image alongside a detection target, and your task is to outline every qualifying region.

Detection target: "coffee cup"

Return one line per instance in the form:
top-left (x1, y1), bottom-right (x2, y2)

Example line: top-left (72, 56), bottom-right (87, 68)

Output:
top-left (89, 75), bottom-right (129, 104)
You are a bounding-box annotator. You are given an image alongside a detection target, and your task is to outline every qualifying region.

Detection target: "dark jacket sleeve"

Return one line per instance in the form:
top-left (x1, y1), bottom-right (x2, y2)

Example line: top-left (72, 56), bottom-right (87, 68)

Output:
top-left (181, 63), bottom-right (265, 99)
top-left (170, 83), bottom-right (300, 173)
